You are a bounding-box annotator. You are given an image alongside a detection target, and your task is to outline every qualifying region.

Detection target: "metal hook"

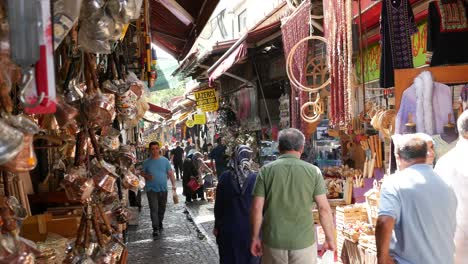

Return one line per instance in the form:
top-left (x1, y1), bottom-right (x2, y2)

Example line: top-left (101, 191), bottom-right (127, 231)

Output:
top-left (19, 69), bottom-right (45, 108)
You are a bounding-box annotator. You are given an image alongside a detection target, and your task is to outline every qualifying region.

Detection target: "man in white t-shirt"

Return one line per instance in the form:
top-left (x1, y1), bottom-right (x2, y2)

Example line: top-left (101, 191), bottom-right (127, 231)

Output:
top-left (435, 110), bottom-right (468, 263)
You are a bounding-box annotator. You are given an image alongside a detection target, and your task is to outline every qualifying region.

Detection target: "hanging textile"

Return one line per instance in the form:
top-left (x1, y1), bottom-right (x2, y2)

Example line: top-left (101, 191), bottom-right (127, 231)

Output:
top-left (379, 0), bottom-right (418, 88)
top-left (281, 0), bottom-right (311, 131)
top-left (427, 0), bottom-right (468, 66)
top-left (324, 0), bottom-right (353, 128)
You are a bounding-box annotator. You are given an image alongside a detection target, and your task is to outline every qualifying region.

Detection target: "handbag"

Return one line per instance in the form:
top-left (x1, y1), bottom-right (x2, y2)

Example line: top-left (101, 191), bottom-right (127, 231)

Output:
top-left (187, 178), bottom-right (201, 192)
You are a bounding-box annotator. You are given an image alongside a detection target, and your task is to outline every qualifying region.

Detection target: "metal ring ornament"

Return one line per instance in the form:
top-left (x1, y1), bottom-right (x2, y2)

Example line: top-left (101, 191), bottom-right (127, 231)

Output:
top-left (286, 36), bottom-right (330, 93)
top-left (300, 94), bottom-right (324, 123)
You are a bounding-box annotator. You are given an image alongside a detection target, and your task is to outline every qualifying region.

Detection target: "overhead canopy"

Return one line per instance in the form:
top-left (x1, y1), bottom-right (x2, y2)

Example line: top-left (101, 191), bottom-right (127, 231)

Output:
top-left (207, 21), bottom-right (281, 82)
top-left (148, 103), bottom-right (171, 115)
top-left (150, 0), bottom-right (220, 60)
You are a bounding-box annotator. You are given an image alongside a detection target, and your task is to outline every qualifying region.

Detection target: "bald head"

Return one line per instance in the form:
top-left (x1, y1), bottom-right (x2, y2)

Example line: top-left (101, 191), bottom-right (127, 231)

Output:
top-left (392, 134), bottom-right (428, 170)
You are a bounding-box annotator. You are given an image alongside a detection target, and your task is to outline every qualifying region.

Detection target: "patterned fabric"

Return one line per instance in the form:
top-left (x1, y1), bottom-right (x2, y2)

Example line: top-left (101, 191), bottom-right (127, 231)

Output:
top-left (281, 1), bottom-right (311, 133)
top-left (228, 145), bottom-right (253, 194)
top-left (436, 0), bottom-right (468, 32)
top-left (427, 0), bottom-right (468, 66)
top-left (380, 0), bottom-right (418, 88)
top-left (324, 0), bottom-right (353, 128)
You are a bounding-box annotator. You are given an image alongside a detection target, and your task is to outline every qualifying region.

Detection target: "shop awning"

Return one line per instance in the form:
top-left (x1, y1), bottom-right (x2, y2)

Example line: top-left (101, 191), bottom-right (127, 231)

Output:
top-left (148, 103), bottom-right (171, 115)
top-left (208, 43), bottom-right (248, 82)
top-left (150, 0), bottom-right (220, 60)
top-left (207, 21), bottom-right (281, 82)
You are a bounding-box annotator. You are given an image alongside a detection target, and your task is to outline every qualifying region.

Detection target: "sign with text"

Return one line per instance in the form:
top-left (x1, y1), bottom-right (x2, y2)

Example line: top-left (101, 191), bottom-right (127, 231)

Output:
top-left (194, 88), bottom-right (219, 112)
top-left (186, 119), bottom-right (195, 128)
top-left (193, 114), bottom-right (206, 125)
top-left (356, 21), bottom-right (428, 82)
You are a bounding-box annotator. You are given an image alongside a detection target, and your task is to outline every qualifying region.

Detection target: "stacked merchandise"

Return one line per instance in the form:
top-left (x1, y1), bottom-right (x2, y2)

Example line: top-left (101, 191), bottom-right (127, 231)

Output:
top-left (335, 204), bottom-right (368, 263)
top-left (0, 0), bottom-right (151, 262)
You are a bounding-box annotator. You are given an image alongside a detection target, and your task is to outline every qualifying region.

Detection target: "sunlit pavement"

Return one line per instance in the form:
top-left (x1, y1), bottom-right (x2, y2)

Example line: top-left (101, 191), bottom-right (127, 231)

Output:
top-left (126, 181), bottom-right (219, 263)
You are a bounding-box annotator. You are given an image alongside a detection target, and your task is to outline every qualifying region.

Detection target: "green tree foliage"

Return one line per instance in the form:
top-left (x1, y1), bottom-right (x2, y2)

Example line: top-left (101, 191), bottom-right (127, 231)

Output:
top-left (147, 86), bottom-right (185, 107)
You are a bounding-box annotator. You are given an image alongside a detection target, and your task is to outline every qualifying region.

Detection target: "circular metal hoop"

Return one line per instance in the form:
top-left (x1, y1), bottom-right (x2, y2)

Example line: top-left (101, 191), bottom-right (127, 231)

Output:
top-left (286, 36), bottom-right (330, 93)
top-left (300, 94), bottom-right (324, 123)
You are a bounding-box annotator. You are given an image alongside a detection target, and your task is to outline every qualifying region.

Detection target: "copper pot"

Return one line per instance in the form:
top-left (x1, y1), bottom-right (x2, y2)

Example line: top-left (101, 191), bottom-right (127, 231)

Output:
top-left (55, 96), bottom-right (79, 128)
top-left (0, 119), bottom-right (23, 165)
top-left (1, 115), bottom-right (39, 172)
top-left (92, 160), bottom-right (118, 193)
top-left (86, 93), bottom-right (115, 127)
top-left (0, 134), bottom-right (36, 172)
top-left (122, 170), bottom-right (139, 193)
top-left (61, 166), bottom-right (94, 202)
top-left (102, 80), bottom-right (130, 95)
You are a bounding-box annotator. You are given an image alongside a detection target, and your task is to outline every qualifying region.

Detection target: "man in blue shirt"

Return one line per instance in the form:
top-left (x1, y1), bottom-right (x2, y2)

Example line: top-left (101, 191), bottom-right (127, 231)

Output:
top-left (376, 134), bottom-right (457, 264)
top-left (141, 141), bottom-right (176, 237)
top-left (209, 138), bottom-right (228, 177)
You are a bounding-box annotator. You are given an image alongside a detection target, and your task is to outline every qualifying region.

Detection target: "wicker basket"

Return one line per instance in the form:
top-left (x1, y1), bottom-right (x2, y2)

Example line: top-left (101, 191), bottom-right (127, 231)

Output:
top-left (336, 205), bottom-right (368, 231)
top-left (365, 189), bottom-right (380, 226)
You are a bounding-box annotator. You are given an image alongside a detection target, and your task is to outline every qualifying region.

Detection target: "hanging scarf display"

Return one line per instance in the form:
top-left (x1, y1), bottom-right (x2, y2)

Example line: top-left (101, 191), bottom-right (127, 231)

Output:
top-left (323, 0), bottom-right (353, 128)
top-left (379, 0), bottom-right (418, 88)
top-left (281, 0), bottom-right (311, 131)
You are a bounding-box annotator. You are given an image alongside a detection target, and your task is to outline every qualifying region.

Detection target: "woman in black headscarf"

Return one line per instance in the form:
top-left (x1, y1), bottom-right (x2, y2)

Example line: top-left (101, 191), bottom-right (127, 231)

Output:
top-left (213, 145), bottom-right (260, 264)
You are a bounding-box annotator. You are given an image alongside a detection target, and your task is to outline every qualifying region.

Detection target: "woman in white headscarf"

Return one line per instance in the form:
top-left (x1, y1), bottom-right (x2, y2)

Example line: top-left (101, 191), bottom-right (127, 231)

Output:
top-left (213, 145), bottom-right (260, 264)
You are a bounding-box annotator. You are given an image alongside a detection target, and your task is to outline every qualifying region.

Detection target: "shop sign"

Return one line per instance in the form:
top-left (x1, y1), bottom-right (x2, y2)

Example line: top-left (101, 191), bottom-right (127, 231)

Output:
top-left (193, 114), bottom-right (206, 125)
top-left (186, 119), bottom-right (195, 128)
top-left (356, 21), bottom-right (428, 82)
top-left (194, 88), bottom-right (219, 112)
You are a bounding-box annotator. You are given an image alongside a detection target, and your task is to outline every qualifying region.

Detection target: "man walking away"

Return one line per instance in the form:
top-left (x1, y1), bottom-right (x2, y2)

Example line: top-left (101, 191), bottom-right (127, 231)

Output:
top-left (209, 138), bottom-right (228, 178)
top-left (250, 128), bottom-right (335, 264)
top-left (435, 110), bottom-right (468, 263)
top-left (141, 141), bottom-right (176, 237)
top-left (377, 134), bottom-right (457, 264)
top-left (171, 142), bottom-right (184, 181)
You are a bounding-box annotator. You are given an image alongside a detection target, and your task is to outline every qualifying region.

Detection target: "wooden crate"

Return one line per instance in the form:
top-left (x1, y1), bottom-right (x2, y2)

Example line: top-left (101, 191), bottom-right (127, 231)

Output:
top-left (21, 213), bottom-right (81, 242)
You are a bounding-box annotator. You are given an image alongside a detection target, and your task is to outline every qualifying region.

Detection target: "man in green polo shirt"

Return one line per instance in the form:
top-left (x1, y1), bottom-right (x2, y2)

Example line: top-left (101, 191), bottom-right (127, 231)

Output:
top-left (250, 128), bottom-right (335, 263)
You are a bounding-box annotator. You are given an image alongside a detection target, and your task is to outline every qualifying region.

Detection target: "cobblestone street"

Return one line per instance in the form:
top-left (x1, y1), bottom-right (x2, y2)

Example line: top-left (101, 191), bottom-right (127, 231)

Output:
top-left (126, 182), bottom-right (219, 263)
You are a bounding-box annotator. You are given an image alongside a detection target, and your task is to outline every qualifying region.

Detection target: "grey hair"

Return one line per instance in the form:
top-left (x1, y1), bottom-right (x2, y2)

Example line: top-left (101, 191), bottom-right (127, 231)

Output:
top-left (392, 134), bottom-right (427, 161)
top-left (414, 133), bottom-right (434, 144)
top-left (278, 128), bottom-right (305, 152)
top-left (457, 110), bottom-right (468, 138)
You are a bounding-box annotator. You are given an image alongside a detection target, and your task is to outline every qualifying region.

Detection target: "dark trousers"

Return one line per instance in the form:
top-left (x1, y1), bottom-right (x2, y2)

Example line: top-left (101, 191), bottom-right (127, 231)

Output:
top-left (186, 186), bottom-right (204, 202)
top-left (173, 162), bottom-right (183, 179)
top-left (128, 190), bottom-right (142, 209)
top-left (147, 191), bottom-right (168, 231)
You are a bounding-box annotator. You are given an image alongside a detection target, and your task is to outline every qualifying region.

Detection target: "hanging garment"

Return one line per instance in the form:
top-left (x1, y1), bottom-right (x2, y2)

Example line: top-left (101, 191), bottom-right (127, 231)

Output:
top-left (395, 71), bottom-right (454, 135)
top-left (379, 0), bottom-right (418, 88)
top-left (427, 0), bottom-right (468, 66)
